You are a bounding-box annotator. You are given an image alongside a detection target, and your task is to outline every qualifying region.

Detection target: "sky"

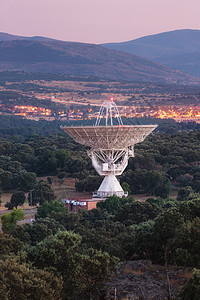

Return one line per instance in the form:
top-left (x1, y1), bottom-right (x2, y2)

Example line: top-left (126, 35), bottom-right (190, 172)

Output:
top-left (0, 0), bottom-right (200, 44)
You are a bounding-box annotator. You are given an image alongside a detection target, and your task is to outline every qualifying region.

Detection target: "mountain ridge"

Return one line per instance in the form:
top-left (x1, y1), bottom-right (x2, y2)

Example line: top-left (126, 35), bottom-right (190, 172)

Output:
top-left (0, 32), bottom-right (199, 85)
top-left (0, 32), bottom-right (57, 42)
top-left (102, 29), bottom-right (200, 77)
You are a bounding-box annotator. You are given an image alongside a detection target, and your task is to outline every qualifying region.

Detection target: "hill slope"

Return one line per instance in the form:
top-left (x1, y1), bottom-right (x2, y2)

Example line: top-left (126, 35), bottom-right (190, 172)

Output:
top-left (0, 37), bottom-right (199, 84)
top-left (0, 32), bottom-right (56, 42)
top-left (102, 29), bottom-right (200, 77)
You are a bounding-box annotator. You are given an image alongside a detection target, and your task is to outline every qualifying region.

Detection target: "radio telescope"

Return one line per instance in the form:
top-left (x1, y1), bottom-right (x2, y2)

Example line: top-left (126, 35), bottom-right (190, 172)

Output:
top-left (62, 98), bottom-right (157, 198)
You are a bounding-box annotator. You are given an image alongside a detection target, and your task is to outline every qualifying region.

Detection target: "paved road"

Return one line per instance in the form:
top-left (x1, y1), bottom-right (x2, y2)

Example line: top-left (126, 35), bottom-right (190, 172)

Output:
top-left (0, 208), bottom-right (37, 216)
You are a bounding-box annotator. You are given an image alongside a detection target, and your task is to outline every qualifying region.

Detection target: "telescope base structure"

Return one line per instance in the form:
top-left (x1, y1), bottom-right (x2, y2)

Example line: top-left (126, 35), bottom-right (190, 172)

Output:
top-left (93, 175), bottom-right (127, 198)
top-left (62, 124), bottom-right (158, 199)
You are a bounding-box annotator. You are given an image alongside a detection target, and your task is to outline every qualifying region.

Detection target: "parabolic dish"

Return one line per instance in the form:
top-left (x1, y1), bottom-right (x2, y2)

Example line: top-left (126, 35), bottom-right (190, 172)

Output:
top-left (62, 125), bottom-right (157, 149)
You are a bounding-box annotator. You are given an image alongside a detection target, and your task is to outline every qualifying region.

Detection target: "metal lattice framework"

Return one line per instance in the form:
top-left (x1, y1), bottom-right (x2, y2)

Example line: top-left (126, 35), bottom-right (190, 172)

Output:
top-left (95, 99), bottom-right (123, 126)
top-left (62, 99), bottom-right (157, 198)
top-left (62, 125), bottom-right (156, 150)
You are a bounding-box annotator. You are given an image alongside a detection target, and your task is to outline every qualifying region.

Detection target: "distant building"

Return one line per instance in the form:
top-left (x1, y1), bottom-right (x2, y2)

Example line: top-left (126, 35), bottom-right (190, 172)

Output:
top-left (62, 197), bottom-right (104, 212)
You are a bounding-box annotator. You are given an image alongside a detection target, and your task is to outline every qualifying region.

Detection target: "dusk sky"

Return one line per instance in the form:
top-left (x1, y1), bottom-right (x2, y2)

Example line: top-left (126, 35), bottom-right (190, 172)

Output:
top-left (0, 0), bottom-right (200, 44)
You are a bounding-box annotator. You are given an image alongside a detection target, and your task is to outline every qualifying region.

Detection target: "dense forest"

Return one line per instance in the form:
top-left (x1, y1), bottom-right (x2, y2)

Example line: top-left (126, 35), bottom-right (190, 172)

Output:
top-left (0, 113), bottom-right (199, 137)
top-left (1, 193), bottom-right (200, 299)
top-left (0, 113), bottom-right (200, 298)
top-left (0, 127), bottom-right (199, 196)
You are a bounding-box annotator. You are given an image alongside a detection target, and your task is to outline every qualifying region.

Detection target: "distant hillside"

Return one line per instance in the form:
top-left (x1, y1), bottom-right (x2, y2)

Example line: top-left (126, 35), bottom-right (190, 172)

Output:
top-left (0, 32), bottom-right (56, 42)
top-left (102, 29), bottom-right (200, 77)
top-left (0, 36), bottom-right (200, 84)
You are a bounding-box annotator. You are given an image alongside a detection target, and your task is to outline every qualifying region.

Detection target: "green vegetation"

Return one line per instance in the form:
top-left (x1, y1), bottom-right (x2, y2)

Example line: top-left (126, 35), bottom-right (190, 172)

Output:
top-left (180, 269), bottom-right (200, 300)
top-left (2, 194), bottom-right (199, 298)
top-left (0, 115), bottom-right (199, 298)
top-left (0, 129), bottom-right (199, 204)
top-left (1, 209), bottom-right (24, 233)
top-left (27, 182), bottom-right (55, 206)
top-left (2, 213), bottom-right (119, 299)
top-left (6, 191), bottom-right (26, 209)
top-left (31, 197), bottom-right (200, 266)
top-left (0, 258), bottom-right (63, 300)
top-left (97, 195), bottom-right (134, 214)
top-left (26, 231), bottom-right (118, 298)
top-left (1, 200), bottom-right (200, 298)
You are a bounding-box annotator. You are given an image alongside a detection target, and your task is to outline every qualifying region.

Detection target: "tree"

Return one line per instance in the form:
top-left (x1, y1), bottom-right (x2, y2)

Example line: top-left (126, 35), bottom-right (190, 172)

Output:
top-left (35, 149), bottom-right (58, 176)
top-left (122, 169), bottom-right (171, 197)
top-left (80, 248), bottom-right (118, 297)
top-left (0, 232), bottom-right (23, 256)
top-left (35, 200), bottom-right (67, 219)
top-left (47, 176), bottom-right (53, 184)
top-left (26, 231), bottom-right (118, 298)
top-left (115, 201), bottom-right (161, 226)
top-left (75, 175), bottom-right (102, 192)
top-left (55, 149), bottom-right (70, 168)
top-left (146, 197), bottom-right (177, 208)
top-left (0, 186), bottom-right (2, 206)
top-left (122, 220), bottom-right (155, 261)
top-left (7, 160), bottom-right (22, 172)
top-left (14, 171), bottom-right (37, 192)
top-left (26, 231), bottom-right (84, 297)
top-left (146, 197), bottom-right (165, 207)
top-left (12, 217), bottom-right (65, 245)
top-left (167, 164), bottom-right (186, 180)
top-left (144, 170), bottom-right (171, 198)
top-left (128, 153), bottom-right (156, 171)
top-left (0, 170), bottom-right (13, 190)
top-left (151, 207), bottom-right (185, 264)
top-left (28, 182), bottom-right (55, 206)
top-left (9, 191), bottom-right (26, 209)
top-left (35, 201), bottom-right (81, 231)
top-left (121, 182), bottom-right (131, 194)
top-left (178, 200), bottom-right (200, 222)
top-left (177, 174), bottom-right (193, 187)
top-left (193, 180), bottom-right (200, 193)
top-left (63, 156), bottom-right (88, 174)
top-left (57, 171), bottom-right (66, 179)
top-left (97, 195), bottom-right (134, 214)
top-left (0, 258), bottom-right (63, 300)
top-left (180, 269), bottom-right (200, 300)
top-left (183, 149), bottom-right (200, 163)
top-left (5, 201), bottom-right (14, 210)
top-left (177, 186), bottom-right (199, 202)
top-left (1, 209), bottom-right (25, 234)
top-left (126, 168), bottom-right (144, 193)
top-left (169, 217), bottom-right (200, 267)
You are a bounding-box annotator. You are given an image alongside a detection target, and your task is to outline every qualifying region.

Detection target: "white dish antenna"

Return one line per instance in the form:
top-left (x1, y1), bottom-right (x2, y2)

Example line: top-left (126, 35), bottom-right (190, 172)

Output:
top-left (62, 98), bottom-right (157, 198)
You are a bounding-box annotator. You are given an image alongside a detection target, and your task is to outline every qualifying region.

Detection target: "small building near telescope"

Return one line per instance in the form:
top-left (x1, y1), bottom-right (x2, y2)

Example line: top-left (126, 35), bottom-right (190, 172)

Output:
top-left (62, 197), bottom-right (105, 212)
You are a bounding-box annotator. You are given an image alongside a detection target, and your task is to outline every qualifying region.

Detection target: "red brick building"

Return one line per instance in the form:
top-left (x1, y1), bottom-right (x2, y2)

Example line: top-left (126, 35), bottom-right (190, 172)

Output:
top-left (62, 197), bottom-right (105, 212)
